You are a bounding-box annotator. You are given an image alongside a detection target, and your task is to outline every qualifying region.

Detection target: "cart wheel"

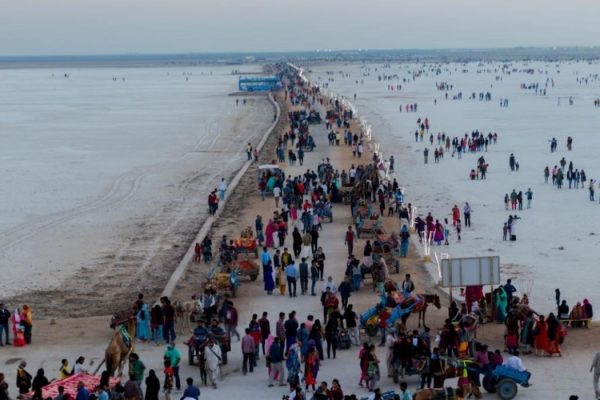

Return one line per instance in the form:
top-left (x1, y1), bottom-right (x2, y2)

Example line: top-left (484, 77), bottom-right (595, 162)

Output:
top-left (496, 379), bottom-right (518, 400)
top-left (250, 274), bottom-right (258, 281)
top-left (188, 346), bottom-right (195, 366)
top-left (482, 375), bottom-right (496, 393)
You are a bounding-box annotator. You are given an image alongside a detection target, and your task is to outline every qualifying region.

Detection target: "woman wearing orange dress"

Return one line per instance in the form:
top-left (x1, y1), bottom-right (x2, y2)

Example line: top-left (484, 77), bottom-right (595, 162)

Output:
top-left (304, 346), bottom-right (319, 391)
top-left (533, 315), bottom-right (548, 356)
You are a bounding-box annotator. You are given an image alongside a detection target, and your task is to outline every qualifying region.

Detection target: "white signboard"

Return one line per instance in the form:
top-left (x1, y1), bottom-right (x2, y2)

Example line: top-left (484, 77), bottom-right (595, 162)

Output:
top-left (440, 256), bottom-right (500, 287)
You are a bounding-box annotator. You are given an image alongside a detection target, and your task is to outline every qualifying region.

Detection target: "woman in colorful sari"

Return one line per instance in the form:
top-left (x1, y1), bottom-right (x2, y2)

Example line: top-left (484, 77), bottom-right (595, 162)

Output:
top-left (286, 342), bottom-right (301, 387)
top-left (290, 203), bottom-right (298, 227)
top-left (12, 308), bottom-right (25, 347)
top-left (136, 303), bottom-right (150, 341)
top-left (263, 259), bottom-right (275, 295)
top-left (265, 219), bottom-right (275, 248)
top-left (533, 315), bottom-right (549, 356)
top-left (304, 346), bottom-right (319, 391)
top-left (433, 220), bottom-right (444, 245)
top-left (494, 287), bottom-right (507, 323)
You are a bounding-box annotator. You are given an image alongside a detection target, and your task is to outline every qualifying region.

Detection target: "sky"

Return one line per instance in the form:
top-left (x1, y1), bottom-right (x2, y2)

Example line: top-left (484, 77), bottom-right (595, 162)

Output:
top-left (1, 0), bottom-right (600, 56)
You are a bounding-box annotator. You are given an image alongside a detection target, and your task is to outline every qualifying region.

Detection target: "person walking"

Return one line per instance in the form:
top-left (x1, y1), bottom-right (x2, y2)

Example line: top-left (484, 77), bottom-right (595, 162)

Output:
top-left (144, 370), bottom-right (160, 400)
top-left (343, 304), bottom-right (359, 346)
top-left (284, 312), bottom-right (299, 352)
top-left (285, 260), bottom-right (298, 298)
top-left (310, 261), bottom-right (319, 296)
top-left (204, 337), bottom-right (222, 388)
top-left (463, 202), bottom-right (471, 227)
top-left (163, 344), bottom-right (181, 391)
top-left (161, 297), bottom-right (176, 345)
top-left (338, 277), bottom-right (352, 310)
top-left (223, 300), bottom-right (240, 341)
top-left (217, 178), bottom-right (227, 200)
top-left (273, 186), bottom-right (281, 208)
top-left (258, 312), bottom-right (270, 355)
top-left (299, 258), bottom-right (309, 295)
top-left (0, 303), bottom-right (10, 346)
top-left (344, 226), bottom-right (355, 257)
top-left (267, 337), bottom-right (286, 387)
top-left (525, 188), bottom-right (533, 209)
top-left (241, 328), bottom-right (256, 375)
top-left (128, 353), bottom-right (146, 392)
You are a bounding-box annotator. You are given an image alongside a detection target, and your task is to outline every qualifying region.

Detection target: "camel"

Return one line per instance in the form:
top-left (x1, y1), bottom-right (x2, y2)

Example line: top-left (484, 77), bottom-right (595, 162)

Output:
top-left (174, 299), bottom-right (198, 334)
top-left (104, 317), bottom-right (136, 377)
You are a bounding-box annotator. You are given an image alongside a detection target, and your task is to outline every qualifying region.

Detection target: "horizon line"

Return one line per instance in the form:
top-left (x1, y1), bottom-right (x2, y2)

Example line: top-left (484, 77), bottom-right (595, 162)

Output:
top-left (3, 45), bottom-right (600, 60)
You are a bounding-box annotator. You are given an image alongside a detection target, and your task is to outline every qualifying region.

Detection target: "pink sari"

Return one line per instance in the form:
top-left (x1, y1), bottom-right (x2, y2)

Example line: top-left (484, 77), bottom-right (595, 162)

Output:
top-left (265, 220), bottom-right (274, 248)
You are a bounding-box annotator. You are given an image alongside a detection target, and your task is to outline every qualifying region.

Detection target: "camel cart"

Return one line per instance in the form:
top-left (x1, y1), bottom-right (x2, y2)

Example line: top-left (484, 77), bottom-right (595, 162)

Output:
top-left (373, 232), bottom-right (400, 273)
top-left (221, 257), bottom-right (260, 281)
top-left (207, 267), bottom-right (240, 298)
top-left (233, 226), bottom-right (259, 258)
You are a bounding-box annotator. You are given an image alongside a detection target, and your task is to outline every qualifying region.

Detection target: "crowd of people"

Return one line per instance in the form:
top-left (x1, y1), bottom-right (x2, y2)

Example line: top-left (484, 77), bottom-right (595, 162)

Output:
top-left (1, 64), bottom-right (597, 400)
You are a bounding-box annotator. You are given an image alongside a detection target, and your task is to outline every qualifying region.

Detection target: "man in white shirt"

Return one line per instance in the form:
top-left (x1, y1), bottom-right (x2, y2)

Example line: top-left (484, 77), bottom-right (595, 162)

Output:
top-left (273, 186), bottom-right (281, 208)
top-left (322, 276), bottom-right (337, 294)
top-left (218, 178), bottom-right (227, 200)
top-left (74, 356), bottom-right (88, 374)
top-left (349, 167), bottom-right (357, 184)
top-left (504, 351), bottom-right (526, 372)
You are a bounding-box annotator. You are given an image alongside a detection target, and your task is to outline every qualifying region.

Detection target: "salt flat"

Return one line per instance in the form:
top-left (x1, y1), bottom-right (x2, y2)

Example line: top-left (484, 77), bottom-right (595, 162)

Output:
top-left (310, 60), bottom-right (600, 317)
top-left (0, 65), bottom-right (273, 307)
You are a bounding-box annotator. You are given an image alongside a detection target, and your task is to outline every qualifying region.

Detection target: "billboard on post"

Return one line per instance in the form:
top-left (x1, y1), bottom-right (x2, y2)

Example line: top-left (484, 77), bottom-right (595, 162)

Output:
top-left (440, 256), bottom-right (500, 287)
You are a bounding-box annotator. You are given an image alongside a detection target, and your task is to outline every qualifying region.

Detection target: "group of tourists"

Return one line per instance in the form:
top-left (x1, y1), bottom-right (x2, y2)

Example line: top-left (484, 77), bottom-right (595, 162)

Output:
top-left (0, 302), bottom-right (32, 348)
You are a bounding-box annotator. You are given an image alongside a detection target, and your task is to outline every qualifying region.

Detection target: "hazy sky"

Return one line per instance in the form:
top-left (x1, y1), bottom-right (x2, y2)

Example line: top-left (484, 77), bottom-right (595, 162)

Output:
top-left (2, 0), bottom-right (600, 56)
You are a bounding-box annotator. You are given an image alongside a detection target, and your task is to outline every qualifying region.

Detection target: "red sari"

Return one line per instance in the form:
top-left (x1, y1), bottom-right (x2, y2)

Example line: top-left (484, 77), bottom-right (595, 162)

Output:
top-left (305, 352), bottom-right (319, 385)
top-left (534, 321), bottom-right (549, 352)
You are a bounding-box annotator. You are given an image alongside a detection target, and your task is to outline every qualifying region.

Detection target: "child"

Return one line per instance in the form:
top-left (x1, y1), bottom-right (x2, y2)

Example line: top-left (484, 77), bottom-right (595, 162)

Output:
top-left (455, 219), bottom-right (462, 242)
top-left (502, 223), bottom-right (509, 241)
top-left (163, 360), bottom-right (173, 400)
top-left (399, 382), bottom-right (412, 400)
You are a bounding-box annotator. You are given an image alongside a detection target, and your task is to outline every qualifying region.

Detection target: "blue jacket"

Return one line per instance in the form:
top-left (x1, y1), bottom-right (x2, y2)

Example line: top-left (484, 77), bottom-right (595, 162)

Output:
top-left (76, 388), bottom-right (90, 400)
top-left (181, 385), bottom-right (200, 400)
